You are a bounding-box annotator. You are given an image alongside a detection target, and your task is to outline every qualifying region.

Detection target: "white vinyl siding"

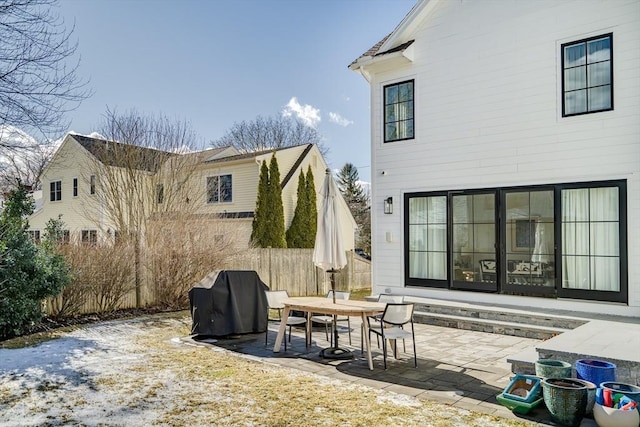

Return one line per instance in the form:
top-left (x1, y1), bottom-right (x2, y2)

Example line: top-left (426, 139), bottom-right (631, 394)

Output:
top-left (364, 0), bottom-right (639, 314)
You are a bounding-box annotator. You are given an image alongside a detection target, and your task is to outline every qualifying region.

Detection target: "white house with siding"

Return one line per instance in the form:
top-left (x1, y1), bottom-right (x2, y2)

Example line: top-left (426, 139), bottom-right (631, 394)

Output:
top-left (29, 133), bottom-right (356, 250)
top-left (350, 0), bottom-right (639, 317)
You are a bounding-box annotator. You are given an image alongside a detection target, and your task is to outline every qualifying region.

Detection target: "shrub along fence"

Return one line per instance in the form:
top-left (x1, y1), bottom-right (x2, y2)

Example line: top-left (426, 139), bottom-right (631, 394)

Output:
top-left (46, 247), bottom-right (371, 316)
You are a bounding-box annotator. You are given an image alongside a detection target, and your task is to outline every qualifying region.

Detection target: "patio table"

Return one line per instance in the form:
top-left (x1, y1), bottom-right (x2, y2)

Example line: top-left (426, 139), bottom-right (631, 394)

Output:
top-left (272, 297), bottom-right (386, 370)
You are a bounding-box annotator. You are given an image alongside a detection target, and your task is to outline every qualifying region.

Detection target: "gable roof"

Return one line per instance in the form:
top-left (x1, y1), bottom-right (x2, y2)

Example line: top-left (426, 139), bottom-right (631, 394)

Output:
top-left (204, 143), bottom-right (316, 189)
top-left (71, 134), bottom-right (177, 173)
top-left (349, 0), bottom-right (437, 71)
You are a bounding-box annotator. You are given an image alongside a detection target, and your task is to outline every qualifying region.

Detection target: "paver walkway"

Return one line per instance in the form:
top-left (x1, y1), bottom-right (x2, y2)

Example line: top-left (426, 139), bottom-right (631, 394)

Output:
top-left (201, 317), bottom-right (597, 426)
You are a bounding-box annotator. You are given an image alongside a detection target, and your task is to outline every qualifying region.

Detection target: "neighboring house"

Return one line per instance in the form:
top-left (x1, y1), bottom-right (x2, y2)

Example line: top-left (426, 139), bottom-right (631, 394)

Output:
top-left (28, 133), bottom-right (356, 250)
top-left (350, 0), bottom-right (639, 317)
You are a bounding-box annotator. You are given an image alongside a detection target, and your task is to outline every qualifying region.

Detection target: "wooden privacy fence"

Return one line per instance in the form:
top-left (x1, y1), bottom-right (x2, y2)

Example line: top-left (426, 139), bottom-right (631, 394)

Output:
top-left (223, 248), bottom-right (371, 296)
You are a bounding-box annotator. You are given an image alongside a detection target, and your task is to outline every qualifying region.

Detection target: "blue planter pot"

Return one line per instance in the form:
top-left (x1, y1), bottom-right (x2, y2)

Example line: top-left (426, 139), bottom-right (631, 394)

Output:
top-left (575, 359), bottom-right (617, 386)
top-left (600, 381), bottom-right (640, 414)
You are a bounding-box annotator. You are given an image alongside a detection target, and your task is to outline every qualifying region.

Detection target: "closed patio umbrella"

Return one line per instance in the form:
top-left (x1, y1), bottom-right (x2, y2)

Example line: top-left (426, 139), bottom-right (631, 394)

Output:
top-left (312, 169), bottom-right (351, 359)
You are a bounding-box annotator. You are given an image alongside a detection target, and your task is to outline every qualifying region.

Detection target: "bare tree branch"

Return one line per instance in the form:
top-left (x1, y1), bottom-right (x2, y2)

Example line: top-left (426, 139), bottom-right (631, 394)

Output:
top-left (0, 0), bottom-right (90, 146)
top-left (211, 114), bottom-right (327, 155)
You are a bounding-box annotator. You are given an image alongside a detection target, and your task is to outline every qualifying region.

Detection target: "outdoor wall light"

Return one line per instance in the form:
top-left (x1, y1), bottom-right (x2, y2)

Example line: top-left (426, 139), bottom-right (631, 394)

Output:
top-left (384, 197), bottom-right (393, 214)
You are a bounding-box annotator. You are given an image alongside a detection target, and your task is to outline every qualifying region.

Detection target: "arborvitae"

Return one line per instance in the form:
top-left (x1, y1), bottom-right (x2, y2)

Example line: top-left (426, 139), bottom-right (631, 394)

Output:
top-left (266, 154), bottom-right (287, 248)
top-left (286, 170), bottom-right (307, 248)
top-left (251, 160), bottom-right (270, 247)
top-left (304, 166), bottom-right (317, 248)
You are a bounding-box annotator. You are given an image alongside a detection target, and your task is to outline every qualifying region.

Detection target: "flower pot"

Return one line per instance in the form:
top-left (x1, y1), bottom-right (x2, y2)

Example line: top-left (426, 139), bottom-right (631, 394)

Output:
top-left (593, 403), bottom-right (640, 427)
top-left (575, 359), bottom-right (616, 386)
top-left (600, 381), bottom-right (640, 411)
top-left (535, 359), bottom-right (572, 378)
top-left (502, 374), bottom-right (541, 403)
top-left (542, 378), bottom-right (588, 427)
top-left (572, 379), bottom-right (596, 416)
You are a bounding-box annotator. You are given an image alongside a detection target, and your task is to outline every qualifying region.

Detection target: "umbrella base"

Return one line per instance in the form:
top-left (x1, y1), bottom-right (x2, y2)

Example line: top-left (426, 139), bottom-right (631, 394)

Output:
top-left (320, 347), bottom-right (354, 360)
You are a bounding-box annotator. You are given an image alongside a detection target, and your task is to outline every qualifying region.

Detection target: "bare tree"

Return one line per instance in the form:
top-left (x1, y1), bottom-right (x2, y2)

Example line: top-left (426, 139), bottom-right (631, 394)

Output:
top-left (211, 114), bottom-right (326, 154)
top-left (0, 0), bottom-right (90, 148)
top-left (76, 108), bottom-right (205, 307)
top-left (0, 134), bottom-right (57, 191)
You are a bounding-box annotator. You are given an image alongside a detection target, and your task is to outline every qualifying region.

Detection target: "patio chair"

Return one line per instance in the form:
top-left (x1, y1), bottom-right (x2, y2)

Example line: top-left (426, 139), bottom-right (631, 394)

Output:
top-left (368, 303), bottom-right (417, 369)
top-left (264, 290), bottom-right (307, 351)
top-left (310, 290), bottom-right (352, 345)
top-left (362, 294), bottom-right (405, 351)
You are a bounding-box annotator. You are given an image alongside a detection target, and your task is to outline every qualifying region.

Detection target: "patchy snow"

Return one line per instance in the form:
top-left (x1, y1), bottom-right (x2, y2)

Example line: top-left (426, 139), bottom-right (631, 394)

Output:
top-left (0, 319), bottom-right (166, 426)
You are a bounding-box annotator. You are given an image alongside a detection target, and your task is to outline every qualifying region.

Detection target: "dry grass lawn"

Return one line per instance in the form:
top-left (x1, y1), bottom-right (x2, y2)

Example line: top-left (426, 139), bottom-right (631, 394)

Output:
top-left (0, 312), bottom-right (535, 426)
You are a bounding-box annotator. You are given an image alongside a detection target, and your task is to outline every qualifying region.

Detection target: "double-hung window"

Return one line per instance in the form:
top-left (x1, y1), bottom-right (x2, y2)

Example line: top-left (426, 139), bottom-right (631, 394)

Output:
top-left (207, 174), bottom-right (232, 204)
top-left (562, 34), bottom-right (613, 116)
top-left (384, 80), bottom-right (414, 142)
top-left (90, 175), bottom-right (96, 195)
top-left (50, 180), bottom-right (62, 201)
top-left (73, 178), bottom-right (78, 197)
top-left (81, 230), bottom-right (97, 245)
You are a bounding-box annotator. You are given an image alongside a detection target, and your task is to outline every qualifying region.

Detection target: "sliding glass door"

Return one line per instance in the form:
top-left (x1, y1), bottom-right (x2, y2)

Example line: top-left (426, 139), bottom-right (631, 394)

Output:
top-left (403, 180), bottom-right (627, 303)
top-left (451, 192), bottom-right (497, 291)
top-left (502, 189), bottom-right (556, 295)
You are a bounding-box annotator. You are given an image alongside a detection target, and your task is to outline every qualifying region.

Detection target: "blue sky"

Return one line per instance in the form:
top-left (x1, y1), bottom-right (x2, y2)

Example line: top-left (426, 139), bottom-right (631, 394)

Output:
top-left (56, 0), bottom-right (417, 182)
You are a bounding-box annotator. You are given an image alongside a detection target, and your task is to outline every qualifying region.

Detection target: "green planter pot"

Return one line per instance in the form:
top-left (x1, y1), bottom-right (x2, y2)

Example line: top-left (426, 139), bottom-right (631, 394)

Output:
top-left (542, 378), bottom-right (588, 427)
top-left (535, 359), bottom-right (572, 378)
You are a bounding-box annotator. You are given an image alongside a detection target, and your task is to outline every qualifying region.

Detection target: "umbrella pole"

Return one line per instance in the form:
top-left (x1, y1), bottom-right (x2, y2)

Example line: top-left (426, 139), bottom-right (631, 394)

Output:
top-left (319, 269), bottom-right (353, 360)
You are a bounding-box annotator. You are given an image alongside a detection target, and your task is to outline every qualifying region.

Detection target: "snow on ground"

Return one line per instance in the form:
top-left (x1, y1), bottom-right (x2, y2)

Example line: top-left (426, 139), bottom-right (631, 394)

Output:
top-left (0, 319), bottom-right (169, 426)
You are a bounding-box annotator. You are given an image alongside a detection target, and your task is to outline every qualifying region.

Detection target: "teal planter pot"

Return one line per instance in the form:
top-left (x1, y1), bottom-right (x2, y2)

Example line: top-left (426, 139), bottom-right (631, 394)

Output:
top-left (535, 359), bottom-right (572, 378)
top-left (572, 378), bottom-right (597, 416)
top-left (542, 378), bottom-right (588, 427)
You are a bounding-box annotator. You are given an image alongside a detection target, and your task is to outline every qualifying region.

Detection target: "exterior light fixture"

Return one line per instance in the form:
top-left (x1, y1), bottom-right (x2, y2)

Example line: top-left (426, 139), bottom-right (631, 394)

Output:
top-left (384, 197), bottom-right (393, 214)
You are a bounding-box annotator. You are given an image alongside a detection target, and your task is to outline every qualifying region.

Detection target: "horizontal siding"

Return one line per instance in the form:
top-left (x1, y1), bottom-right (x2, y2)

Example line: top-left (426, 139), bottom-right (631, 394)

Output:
top-left (366, 0), bottom-right (640, 314)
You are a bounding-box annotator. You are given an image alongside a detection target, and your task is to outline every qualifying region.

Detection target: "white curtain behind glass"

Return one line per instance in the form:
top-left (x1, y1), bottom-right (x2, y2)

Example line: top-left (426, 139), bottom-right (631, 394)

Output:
top-left (562, 187), bottom-right (619, 291)
top-left (408, 196), bottom-right (447, 280)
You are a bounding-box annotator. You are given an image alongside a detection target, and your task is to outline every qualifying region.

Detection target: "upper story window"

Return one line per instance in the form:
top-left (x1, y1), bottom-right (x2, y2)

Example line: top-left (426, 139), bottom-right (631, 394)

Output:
top-left (73, 178), bottom-right (78, 197)
top-left (90, 175), bottom-right (96, 195)
top-left (50, 180), bottom-right (62, 202)
top-left (384, 80), bottom-right (414, 142)
top-left (562, 34), bottom-right (613, 117)
top-left (207, 174), bottom-right (232, 204)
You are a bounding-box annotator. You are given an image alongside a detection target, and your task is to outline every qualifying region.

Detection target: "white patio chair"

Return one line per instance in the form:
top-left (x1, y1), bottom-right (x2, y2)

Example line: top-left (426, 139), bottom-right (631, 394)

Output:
top-left (362, 294), bottom-right (405, 351)
top-left (310, 290), bottom-right (352, 345)
top-left (264, 290), bottom-right (307, 351)
top-left (368, 303), bottom-right (417, 369)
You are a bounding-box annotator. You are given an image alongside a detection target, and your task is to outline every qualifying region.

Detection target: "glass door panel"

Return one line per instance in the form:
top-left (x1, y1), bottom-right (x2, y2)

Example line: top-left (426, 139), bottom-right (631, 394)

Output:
top-left (504, 190), bottom-right (555, 294)
top-left (452, 193), bottom-right (497, 291)
top-left (561, 186), bottom-right (620, 292)
top-left (407, 195), bottom-right (448, 285)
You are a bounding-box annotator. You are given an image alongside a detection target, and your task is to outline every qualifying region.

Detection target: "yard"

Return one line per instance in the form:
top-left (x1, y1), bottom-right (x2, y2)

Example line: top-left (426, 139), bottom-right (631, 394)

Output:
top-left (0, 311), bottom-right (535, 426)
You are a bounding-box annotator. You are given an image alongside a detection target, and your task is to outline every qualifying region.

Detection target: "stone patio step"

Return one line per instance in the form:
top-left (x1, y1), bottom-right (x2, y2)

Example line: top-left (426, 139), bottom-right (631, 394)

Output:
top-left (412, 310), bottom-right (568, 340)
top-left (410, 299), bottom-right (587, 330)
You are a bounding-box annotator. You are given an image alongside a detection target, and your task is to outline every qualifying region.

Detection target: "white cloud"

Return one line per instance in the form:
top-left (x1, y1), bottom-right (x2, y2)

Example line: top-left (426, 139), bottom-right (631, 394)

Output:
top-left (282, 97), bottom-right (321, 128)
top-left (328, 112), bottom-right (353, 127)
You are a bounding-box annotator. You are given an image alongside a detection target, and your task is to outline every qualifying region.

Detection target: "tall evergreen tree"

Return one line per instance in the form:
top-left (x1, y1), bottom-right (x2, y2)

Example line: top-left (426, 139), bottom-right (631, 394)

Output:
top-left (337, 163), bottom-right (371, 253)
top-left (305, 166), bottom-right (317, 248)
top-left (266, 154), bottom-right (287, 248)
top-left (286, 170), bottom-right (307, 248)
top-left (251, 160), bottom-right (270, 247)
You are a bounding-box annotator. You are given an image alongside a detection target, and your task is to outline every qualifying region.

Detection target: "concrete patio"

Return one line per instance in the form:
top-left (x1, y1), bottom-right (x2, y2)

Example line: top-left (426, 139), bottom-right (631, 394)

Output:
top-left (196, 316), bottom-right (604, 426)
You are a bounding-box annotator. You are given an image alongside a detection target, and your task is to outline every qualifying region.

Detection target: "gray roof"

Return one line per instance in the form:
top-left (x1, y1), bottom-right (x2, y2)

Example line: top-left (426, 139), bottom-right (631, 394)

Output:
top-left (72, 134), bottom-right (176, 172)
